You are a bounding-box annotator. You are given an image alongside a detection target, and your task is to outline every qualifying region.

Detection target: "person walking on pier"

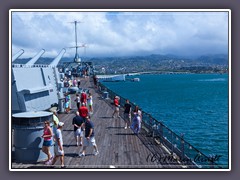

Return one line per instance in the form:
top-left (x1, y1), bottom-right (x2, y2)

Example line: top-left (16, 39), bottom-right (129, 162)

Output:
top-left (72, 111), bottom-right (84, 146)
top-left (112, 96), bottom-right (120, 118)
top-left (64, 93), bottom-right (71, 113)
top-left (52, 110), bottom-right (59, 135)
top-left (67, 92), bottom-right (72, 110)
top-left (81, 91), bottom-right (87, 104)
top-left (79, 116), bottom-right (99, 157)
top-left (74, 94), bottom-right (81, 110)
top-left (77, 79), bottom-right (81, 88)
top-left (78, 102), bottom-right (89, 122)
top-left (134, 106), bottom-right (142, 120)
top-left (131, 112), bottom-right (141, 134)
top-left (124, 99), bottom-right (131, 129)
top-left (87, 92), bottom-right (93, 114)
top-left (131, 106), bottom-right (142, 134)
top-left (65, 100), bottom-right (70, 114)
top-left (93, 75), bottom-right (98, 89)
top-left (73, 78), bottom-right (77, 87)
top-left (52, 122), bottom-right (65, 168)
top-left (41, 121), bottom-right (53, 165)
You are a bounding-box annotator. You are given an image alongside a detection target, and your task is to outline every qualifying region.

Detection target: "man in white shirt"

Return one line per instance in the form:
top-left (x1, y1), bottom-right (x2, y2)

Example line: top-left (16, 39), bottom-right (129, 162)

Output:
top-left (52, 122), bottom-right (65, 168)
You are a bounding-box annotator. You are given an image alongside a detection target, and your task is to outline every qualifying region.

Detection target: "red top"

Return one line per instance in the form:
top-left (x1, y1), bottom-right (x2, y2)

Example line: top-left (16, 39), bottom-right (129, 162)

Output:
top-left (79, 106), bottom-right (89, 118)
top-left (81, 93), bottom-right (87, 103)
top-left (114, 98), bottom-right (119, 107)
top-left (43, 127), bottom-right (52, 141)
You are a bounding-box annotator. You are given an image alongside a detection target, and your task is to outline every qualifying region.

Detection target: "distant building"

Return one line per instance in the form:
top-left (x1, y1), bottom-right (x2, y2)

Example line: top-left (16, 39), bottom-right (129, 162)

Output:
top-left (101, 67), bottom-right (106, 74)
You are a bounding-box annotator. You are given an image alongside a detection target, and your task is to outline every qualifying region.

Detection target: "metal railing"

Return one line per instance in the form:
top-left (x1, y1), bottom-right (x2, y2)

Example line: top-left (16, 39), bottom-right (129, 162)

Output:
top-left (97, 82), bottom-right (223, 169)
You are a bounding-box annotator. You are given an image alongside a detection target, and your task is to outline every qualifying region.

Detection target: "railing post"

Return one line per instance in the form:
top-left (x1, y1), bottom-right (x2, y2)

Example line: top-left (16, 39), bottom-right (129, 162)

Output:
top-left (209, 154), bottom-right (215, 168)
top-left (159, 123), bottom-right (163, 144)
top-left (181, 133), bottom-right (185, 159)
top-left (151, 115), bottom-right (155, 138)
top-left (150, 115), bottom-right (154, 137)
top-left (171, 132), bottom-right (173, 155)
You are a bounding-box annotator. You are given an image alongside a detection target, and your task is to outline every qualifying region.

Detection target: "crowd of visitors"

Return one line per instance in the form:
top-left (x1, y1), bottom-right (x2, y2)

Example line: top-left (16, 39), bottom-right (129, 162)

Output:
top-left (40, 76), bottom-right (143, 168)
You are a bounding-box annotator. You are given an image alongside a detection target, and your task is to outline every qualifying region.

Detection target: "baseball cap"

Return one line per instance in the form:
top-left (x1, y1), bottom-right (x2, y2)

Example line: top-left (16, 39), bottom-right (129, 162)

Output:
top-left (58, 122), bottom-right (64, 127)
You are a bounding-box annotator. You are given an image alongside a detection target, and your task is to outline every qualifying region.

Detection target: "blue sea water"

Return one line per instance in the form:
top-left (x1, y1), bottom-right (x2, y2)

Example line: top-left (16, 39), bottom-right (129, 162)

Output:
top-left (103, 73), bottom-right (229, 166)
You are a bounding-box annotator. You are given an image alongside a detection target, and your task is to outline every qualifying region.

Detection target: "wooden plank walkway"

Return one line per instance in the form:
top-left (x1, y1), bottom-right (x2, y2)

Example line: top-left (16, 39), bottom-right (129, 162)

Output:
top-left (11, 77), bottom-right (184, 169)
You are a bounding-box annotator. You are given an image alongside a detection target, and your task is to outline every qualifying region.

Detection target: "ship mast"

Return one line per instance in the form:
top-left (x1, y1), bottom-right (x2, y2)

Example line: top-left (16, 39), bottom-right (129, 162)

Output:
top-left (73, 20), bottom-right (81, 63)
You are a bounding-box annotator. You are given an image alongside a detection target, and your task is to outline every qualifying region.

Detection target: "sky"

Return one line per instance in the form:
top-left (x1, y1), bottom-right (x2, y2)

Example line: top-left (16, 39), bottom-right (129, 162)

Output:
top-left (11, 10), bottom-right (229, 59)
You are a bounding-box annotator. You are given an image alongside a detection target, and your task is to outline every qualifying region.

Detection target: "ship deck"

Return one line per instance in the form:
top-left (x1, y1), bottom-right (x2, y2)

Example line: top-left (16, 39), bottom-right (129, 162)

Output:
top-left (11, 77), bottom-right (184, 169)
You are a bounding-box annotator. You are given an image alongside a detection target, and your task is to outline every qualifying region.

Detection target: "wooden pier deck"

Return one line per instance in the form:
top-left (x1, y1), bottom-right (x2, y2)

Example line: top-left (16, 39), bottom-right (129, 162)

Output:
top-left (11, 77), bottom-right (184, 169)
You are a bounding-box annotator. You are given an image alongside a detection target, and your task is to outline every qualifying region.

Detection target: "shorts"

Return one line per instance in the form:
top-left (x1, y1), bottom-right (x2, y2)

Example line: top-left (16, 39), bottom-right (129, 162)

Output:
top-left (54, 144), bottom-right (64, 156)
top-left (83, 137), bottom-right (96, 147)
top-left (43, 140), bottom-right (52, 147)
top-left (115, 107), bottom-right (119, 112)
top-left (124, 113), bottom-right (131, 122)
top-left (88, 101), bottom-right (93, 106)
top-left (74, 128), bottom-right (83, 137)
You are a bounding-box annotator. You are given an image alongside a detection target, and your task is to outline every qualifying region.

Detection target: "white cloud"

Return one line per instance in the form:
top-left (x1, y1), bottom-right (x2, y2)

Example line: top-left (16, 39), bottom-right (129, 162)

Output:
top-left (11, 10), bottom-right (229, 58)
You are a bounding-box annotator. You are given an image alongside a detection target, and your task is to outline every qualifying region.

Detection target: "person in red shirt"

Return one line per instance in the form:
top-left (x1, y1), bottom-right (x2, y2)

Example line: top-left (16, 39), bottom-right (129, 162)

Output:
top-left (112, 96), bottom-right (120, 118)
top-left (78, 102), bottom-right (89, 122)
top-left (80, 92), bottom-right (87, 104)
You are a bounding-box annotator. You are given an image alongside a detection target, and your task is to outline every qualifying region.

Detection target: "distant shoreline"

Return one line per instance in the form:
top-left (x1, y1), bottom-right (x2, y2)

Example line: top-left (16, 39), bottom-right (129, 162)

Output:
top-left (99, 71), bottom-right (228, 76)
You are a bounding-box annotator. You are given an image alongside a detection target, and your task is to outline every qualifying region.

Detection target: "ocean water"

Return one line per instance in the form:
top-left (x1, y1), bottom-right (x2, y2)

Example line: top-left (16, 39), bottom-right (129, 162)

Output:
top-left (103, 73), bottom-right (229, 166)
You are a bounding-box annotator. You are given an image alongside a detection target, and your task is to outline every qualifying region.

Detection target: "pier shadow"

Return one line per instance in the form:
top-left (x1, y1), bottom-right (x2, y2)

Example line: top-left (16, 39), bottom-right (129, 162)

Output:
top-left (97, 97), bottom-right (104, 100)
top-left (26, 166), bottom-right (55, 169)
top-left (64, 153), bottom-right (95, 157)
top-left (106, 126), bottom-right (124, 130)
top-left (64, 153), bottom-right (79, 158)
top-left (63, 144), bottom-right (77, 148)
top-left (63, 129), bottom-right (74, 132)
top-left (115, 133), bottom-right (135, 136)
top-left (134, 131), bottom-right (172, 162)
top-left (100, 116), bottom-right (112, 119)
top-left (82, 153), bottom-right (96, 157)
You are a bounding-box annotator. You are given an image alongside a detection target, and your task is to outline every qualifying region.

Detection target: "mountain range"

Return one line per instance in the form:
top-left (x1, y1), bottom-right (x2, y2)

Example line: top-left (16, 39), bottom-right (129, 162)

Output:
top-left (13, 54), bottom-right (228, 66)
